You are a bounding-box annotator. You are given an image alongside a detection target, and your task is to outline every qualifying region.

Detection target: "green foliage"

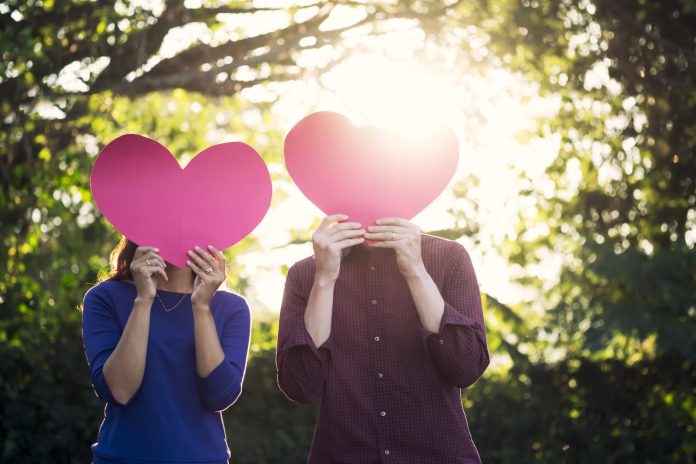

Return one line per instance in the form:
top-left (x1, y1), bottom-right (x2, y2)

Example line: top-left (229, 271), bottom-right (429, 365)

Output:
top-left (445, 0), bottom-right (696, 462)
top-left (225, 318), bottom-right (318, 464)
top-left (1, 0), bottom-right (694, 463)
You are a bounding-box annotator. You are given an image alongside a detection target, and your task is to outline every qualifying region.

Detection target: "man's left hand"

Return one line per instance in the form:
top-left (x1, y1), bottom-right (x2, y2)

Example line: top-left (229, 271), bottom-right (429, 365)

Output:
top-left (364, 218), bottom-right (426, 279)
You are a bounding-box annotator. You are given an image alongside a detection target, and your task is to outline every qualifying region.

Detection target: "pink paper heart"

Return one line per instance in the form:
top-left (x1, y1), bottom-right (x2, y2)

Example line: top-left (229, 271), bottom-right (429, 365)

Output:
top-left (284, 111), bottom-right (459, 227)
top-left (91, 134), bottom-right (272, 267)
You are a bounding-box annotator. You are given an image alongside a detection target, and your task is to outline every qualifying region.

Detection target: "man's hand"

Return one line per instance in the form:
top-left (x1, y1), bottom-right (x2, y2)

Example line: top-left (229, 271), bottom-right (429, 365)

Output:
top-left (312, 214), bottom-right (364, 284)
top-left (364, 217), bottom-right (426, 279)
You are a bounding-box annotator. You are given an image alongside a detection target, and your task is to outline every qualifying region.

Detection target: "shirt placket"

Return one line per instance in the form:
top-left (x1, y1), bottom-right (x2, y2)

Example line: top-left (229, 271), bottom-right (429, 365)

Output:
top-left (366, 252), bottom-right (392, 461)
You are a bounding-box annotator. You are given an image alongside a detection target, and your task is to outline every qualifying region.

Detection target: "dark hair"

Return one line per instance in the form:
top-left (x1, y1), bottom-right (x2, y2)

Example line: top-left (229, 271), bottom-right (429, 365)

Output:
top-left (97, 236), bottom-right (138, 283)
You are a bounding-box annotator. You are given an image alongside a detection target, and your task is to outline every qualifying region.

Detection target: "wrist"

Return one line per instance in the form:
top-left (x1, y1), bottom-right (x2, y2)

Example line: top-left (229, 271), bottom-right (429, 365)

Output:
top-left (313, 272), bottom-right (337, 288)
top-left (192, 302), bottom-right (211, 313)
top-left (401, 263), bottom-right (428, 282)
top-left (134, 295), bottom-right (154, 306)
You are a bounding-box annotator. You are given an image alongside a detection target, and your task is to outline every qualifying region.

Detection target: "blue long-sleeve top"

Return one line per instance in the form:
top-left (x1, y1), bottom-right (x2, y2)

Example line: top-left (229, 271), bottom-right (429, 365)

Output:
top-left (82, 279), bottom-right (251, 464)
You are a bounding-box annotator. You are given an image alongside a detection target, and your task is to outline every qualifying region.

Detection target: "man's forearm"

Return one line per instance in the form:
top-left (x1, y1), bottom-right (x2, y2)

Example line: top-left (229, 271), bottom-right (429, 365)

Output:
top-left (304, 276), bottom-right (335, 347)
top-left (404, 265), bottom-right (445, 334)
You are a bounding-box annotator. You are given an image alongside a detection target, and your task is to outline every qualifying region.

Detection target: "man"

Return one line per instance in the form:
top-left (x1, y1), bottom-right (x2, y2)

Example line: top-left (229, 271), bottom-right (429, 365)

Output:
top-left (276, 214), bottom-right (489, 463)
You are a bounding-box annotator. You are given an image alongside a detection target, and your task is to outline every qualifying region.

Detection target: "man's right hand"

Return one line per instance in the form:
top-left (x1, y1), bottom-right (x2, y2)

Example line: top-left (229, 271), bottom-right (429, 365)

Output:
top-left (312, 214), bottom-right (364, 284)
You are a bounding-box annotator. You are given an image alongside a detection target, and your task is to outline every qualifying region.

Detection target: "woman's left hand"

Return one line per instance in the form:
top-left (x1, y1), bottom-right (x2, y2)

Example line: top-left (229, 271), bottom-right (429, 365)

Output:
top-left (186, 245), bottom-right (227, 309)
top-left (364, 218), bottom-right (426, 279)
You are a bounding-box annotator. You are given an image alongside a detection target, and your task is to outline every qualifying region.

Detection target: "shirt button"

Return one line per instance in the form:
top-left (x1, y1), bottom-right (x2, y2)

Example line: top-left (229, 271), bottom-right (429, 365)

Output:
top-left (380, 411), bottom-right (386, 417)
top-left (384, 449), bottom-right (390, 455)
top-left (374, 336), bottom-right (380, 342)
top-left (377, 372), bottom-right (383, 379)
top-left (370, 265), bottom-right (376, 271)
top-left (371, 299), bottom-right (378, 305)
top-left (439, 338), bottom-right (444, 345)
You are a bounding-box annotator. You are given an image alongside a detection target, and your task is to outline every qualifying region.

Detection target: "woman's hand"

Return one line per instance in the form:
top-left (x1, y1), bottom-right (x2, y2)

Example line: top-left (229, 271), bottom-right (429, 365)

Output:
top-left (364, 218), bottom-right (425, 279)
top-left (130, 246), bottom-right (168, 300)
top-left (312, 214), bottom-right (365, 284)
top-left (186, 245), bottom-right (227, 310)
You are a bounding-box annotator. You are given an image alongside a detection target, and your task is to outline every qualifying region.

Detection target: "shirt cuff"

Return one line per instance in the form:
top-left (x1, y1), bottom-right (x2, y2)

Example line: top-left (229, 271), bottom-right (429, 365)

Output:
top-left (420, 301), bottom-right (481, 343)
top-left (196, 358), bottom-right (242, 411)
top-left (92, 369), bottom-right (121, 406)
top-left (198, 358), bottom-right (235, 390)
top-left (278, 313), bottom-right (334, 357)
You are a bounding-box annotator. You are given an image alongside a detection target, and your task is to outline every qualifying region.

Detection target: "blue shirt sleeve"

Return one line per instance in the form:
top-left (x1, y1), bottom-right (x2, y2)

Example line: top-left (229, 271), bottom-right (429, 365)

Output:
top-left (195, 293), bottom-right (251, 412)
top-left (82, 283), bottom-right (123, 406)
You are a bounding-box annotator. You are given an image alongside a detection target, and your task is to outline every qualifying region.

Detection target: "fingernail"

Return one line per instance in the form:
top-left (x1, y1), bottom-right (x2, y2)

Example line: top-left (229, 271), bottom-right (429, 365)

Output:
top-left (154, 248), bottom-right (159, 252)
top-left (187, 250), bottom-right (193, 255)
top-left (186, 260), bottom-right (191, 265)
top-left (195, 246), bottom-right (201, 251)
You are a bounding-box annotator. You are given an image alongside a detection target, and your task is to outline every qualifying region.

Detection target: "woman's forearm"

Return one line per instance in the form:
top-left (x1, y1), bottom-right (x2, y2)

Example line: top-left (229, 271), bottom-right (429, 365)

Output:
top-left (103, 296), bottom-right (153, 404)
top-left (192, 304), bottom-right (225, 377)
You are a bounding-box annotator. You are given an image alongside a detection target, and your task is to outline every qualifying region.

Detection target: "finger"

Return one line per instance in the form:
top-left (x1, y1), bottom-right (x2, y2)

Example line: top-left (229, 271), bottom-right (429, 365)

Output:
top-left (366, 239), bottom-right (399, 248)
top-left (186, 258), bottom-right (207, 279)
top-left (134, 249), bottom-right (160, 262)
top-left (138, 263), bottom-right (168, 281)
top-left (138, 251), bottom-right (166, 269)
top-left (335, 237), bottom-right (365, 249)
top-left (133, 260), bottom-right (166, 274)
top-left (363, 232), bottom-right (400, 241)
top-left (142, 261), bottom-right (166, 273)
top-left (193, 246), bottom-right (217, 268)
top-left (188, 249), bottom-right (217, 278)
top-left (153, 266), bottom-right (168, 282)
top-left (188, 250), bottom-right (210, 269)
top-left (375, 217), bottom-right (413, 228)
top-left (330, 228), bottom-right (366, 241)
top-left (208, 245), bottom-right (226, 264)
top-left (319, 214), bottom-right (349, 230)
top-left (135, 246), bottom-right (160, 257)
top-left (326, 222), bottom-right (362, 235)
top-left (153, 258), bottom-right (169, 282)
top-left (366, 225), bottom-right (408, 234)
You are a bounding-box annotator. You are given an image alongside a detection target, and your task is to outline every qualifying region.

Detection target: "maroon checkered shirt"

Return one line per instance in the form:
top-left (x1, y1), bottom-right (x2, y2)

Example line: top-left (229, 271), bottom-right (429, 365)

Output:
top-left (276, 234), bottom-right (489, 463)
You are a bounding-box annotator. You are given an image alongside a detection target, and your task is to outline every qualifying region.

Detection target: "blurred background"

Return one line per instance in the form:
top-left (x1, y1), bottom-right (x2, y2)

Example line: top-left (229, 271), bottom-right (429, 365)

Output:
top-left (1, 0), bottom-right (694, 462)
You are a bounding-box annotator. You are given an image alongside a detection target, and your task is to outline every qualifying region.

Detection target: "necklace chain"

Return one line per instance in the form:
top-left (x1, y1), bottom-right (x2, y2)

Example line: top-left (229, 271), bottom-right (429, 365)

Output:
top-left (156, 285), bottom-right (192, 312)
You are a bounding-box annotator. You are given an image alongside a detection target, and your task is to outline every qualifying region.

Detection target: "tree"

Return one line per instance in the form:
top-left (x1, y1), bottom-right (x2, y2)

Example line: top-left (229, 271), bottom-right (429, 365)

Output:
top-left (0, 1), bottom-right (462, 462)
top-left (2, 0), bottom-right (694, 462)
top-left (443, 0), bottom-right (696, 461)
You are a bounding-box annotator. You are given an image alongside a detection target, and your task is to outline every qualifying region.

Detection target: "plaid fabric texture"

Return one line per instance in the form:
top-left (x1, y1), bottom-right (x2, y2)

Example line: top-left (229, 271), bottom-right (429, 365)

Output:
top-left (277, 235), bottom-right (489, 464)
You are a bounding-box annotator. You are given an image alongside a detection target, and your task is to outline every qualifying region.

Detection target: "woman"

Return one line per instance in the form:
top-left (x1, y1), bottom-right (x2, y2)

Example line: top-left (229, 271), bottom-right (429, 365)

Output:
top-left (82, 237), bottom-right (251, 464)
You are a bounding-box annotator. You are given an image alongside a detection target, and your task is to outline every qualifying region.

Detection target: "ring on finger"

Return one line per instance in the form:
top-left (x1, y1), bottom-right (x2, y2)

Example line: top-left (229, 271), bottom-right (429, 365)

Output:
top-left (205, 267), bottom-right (214, 274)
top-left (390, 232), bottom-right (396, 241)
top-left (146, 259), bottom-right (151, 266)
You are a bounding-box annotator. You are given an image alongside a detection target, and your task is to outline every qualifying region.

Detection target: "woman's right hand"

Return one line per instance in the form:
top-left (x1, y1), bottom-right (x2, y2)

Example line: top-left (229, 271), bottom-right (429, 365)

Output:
top-left (312, 214), bottom-right (364, 284)
top-left (130, 246), bottom-right (168, 300)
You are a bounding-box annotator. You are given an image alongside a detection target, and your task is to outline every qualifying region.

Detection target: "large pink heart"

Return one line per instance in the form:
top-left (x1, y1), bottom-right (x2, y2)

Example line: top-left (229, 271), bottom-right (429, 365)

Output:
top-left (284, 111), bottom-right (459, 227)
top-left (90, 134), bottom-right (272, 267)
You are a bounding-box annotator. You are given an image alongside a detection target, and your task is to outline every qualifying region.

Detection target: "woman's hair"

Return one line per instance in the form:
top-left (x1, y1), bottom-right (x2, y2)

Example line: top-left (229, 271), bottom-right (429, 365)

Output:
top-left (97, 236), bottom-right (138, 283)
